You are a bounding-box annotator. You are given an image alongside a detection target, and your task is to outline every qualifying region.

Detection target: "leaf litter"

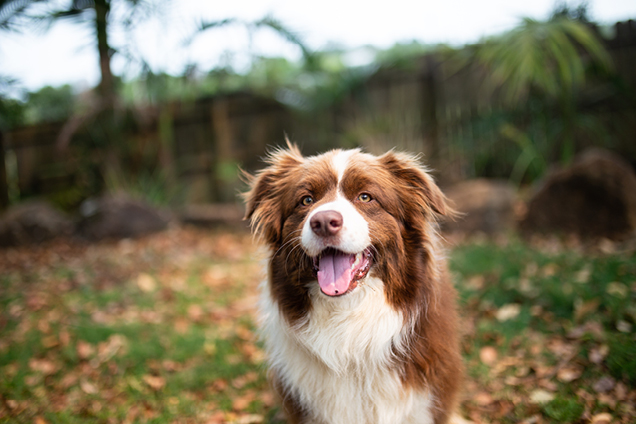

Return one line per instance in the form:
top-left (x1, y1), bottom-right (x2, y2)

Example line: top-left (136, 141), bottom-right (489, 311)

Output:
top-left (1, 229), bottom-right (635, 423)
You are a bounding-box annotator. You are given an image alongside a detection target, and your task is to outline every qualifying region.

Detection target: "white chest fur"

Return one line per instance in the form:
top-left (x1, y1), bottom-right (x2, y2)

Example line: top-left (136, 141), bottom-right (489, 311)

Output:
top-left (259, 277), bottom-right (434, 424)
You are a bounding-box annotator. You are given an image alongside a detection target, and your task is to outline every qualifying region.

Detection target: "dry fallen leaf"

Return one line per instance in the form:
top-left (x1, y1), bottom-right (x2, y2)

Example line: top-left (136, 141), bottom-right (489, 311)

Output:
top-left (590, 413), bottom-right (612, 424)
top-left (233, 414), bottom-right (264, 424)
top-left (574, 299), bottom-right (600, 321)
top-left (29, 358), bottom-right (58, 375)
top-left (232, 391), bottom-right (256, 411)
top-left (449, 414), bottom-right (475, 424)
top-left (530, 389), bottom-right (554, 404)
top-left (466, 276), bottom-right (485, 290)
top-left (479, 346), bottom-right (498, 366)
top-left (174, 317), bottom-right (190, 334)
top-left (76, 340), bottom-right (95, 360)
top-left (80, 378), bottom-right (98, 394)
top-left (187, 304), bottom-right (205, 322)
top-left (593, 376), bottom-right (616, 393)
top-left (474, 392), bottom-right (494, 406)
top-left (574, 264), bottom-right (592, 284)
top-left (41, 335), bottom-right (59, 349)
top-left (557, 366), bottom-right (582, 383)
top-left (137, 273), bottom-right (156, 292)
top-left (615, 382), bottom-right (628, 401)
top-left (616, 320), bottom-right (632, 333)
top-left (541, 263), bottom-right (558, 277)
top-left (496, 304), bottom-right (521, 322)
top-left (33, 416), bottom-right (49, 424)
top-left (235, 325), bottom-right (255, 341)
top-left (597, 393), bottom-right (617, 409)
top-left (95, 334), bottom-right (127, 364)
top-left (142, 375), bottom-right (166, 391)
top-left (606, 282), bottom-right (628, 298)
top-left (231, 371), bottom-right (258, 389)
top-left (589, 344), bottom-right (609, 364)
top-left (204, 411), bottom-right (226, 424)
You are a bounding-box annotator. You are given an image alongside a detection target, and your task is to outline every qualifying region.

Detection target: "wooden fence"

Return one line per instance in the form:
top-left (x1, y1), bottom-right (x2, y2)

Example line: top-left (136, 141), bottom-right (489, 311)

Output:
top-left (2, 20), bottom-right (635, 207)
top-left (3, 92), bottom-right (290, 205)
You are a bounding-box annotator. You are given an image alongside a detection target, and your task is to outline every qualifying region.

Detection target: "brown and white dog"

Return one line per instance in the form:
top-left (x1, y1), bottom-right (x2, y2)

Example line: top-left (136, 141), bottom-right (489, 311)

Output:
top-left (244, 144), bottom-right (463, 424)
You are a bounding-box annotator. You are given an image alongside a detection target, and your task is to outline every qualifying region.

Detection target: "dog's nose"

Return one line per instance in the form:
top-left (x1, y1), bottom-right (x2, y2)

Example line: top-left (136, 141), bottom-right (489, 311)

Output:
top-left (310, 210), bottom-right (343, 237)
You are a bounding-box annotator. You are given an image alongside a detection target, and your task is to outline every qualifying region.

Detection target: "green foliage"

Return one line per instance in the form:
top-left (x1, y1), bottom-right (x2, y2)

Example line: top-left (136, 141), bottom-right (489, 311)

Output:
top-left (1, 231), bottom-right (635, 422)
top-left (0, 94), bottom-right (25, 130)
top-left (474, 17), bottom-right (611, 105)
top-left (451, 239), bottom-right (636, 328)
top-left (375, 40), bottom-right (434, 69)
top-left (550, 0), bottom-right (592, 23)
top-left (0, 0), bottom-right (47, 31)
top-left (542, 397), bottom-right (584, 422)
top-left (24, 84), bottom-right (75, 124)
top-left (607, 334), bottom-right (636, 385)
top-left (447, 13), bottom-right (617, 182)
top-left (104, 168), bottom-right (184, 207)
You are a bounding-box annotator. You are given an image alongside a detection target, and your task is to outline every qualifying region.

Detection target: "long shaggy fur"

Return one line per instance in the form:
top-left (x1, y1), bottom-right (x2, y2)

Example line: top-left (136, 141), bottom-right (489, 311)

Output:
top-left (244, 144), bottom-right (463, 424)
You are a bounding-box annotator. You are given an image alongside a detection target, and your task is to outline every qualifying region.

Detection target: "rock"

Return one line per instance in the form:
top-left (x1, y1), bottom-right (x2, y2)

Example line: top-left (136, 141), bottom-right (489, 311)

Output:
top-left (442, 179), bottom-right (518, 235)
top-left (179, 203), bottom-right (247, 229)
top-left (520, 149), bottom-right (636, 241)
top-left (0, 200), bottom-right (73, 247)
top-left (77, 193), bottom-right (170, 241)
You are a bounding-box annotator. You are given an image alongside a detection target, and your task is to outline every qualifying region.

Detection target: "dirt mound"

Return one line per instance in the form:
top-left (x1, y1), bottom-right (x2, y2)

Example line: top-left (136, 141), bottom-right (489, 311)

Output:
top-left (443, 179), bottom-right (518, 236)
top-left (0, 201), bottom-right (74, 247)
top-left (77, 193), bottom-right (171, 241)
top-left (520, 149), bottom-right (636, 241)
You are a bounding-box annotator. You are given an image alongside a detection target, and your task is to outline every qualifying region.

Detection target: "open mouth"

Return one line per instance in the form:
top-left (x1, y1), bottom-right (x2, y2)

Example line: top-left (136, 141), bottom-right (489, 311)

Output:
top-left (312, 248), bottom-right (373, 297)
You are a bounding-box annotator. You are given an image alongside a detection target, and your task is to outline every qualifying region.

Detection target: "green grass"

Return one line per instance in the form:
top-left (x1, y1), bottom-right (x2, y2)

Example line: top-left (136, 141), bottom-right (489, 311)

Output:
top-left (1, 231), bottom-right (635, 423)
top-left (451, 237), bottom-right (636, 423)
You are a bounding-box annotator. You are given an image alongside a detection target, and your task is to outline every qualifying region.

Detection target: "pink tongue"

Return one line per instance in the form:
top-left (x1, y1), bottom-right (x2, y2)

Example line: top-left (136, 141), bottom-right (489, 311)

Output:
top-left (317, 251), bottom-right (354, 296)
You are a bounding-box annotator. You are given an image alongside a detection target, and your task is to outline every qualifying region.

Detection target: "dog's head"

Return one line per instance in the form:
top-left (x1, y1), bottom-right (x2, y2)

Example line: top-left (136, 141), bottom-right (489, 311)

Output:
top-left (244, 143), bottom-right (450, 304)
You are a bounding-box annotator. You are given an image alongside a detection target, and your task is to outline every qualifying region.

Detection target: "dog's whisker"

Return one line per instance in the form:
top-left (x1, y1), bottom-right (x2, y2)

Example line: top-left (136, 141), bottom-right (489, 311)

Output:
top-left (243, 146), bottom-right (462, 424)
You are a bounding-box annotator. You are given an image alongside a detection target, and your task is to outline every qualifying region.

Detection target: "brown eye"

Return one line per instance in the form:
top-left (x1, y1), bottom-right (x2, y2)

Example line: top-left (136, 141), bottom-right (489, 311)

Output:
top-left (358, 193), bottom-right (372, 203)
top-left (301, 196), bottom-right (314, 206)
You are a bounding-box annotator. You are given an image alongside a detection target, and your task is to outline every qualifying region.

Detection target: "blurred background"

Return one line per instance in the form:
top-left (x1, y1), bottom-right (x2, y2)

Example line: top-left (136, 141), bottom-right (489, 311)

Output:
top-left (2, 2), bottom-right (636, 423)
top-left (1, 0), bottom-right (635, 214)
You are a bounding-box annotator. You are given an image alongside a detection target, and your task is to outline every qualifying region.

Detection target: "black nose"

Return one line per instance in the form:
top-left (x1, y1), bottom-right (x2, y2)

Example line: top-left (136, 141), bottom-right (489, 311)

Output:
top-left (310, 210), bottom-right (343, 237)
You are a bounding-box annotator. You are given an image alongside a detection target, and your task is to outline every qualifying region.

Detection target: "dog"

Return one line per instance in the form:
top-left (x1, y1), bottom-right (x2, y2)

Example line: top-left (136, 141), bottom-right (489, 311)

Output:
top-left (244, 143), bottom-right (462, 424)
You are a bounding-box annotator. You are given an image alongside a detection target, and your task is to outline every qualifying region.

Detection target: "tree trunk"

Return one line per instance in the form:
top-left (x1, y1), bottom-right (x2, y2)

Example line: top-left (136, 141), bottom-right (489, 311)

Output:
top-left (93, 0), bottom-right (122, 187)
top-left (94, 0), bottom-right (115, 109)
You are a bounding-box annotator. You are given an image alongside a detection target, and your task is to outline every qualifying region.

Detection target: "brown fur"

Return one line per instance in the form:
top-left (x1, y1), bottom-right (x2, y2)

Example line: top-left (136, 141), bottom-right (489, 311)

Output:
top-left (244, 145), bottom-right (463, 424)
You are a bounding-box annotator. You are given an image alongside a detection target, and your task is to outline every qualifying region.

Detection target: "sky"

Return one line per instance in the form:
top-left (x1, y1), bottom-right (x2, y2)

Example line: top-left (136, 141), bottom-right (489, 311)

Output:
top-left (1, 0), bottom-right (636, 95)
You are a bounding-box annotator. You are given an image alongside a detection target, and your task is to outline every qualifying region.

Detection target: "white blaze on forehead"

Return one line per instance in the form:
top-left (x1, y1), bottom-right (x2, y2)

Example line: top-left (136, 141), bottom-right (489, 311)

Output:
top-left (331, 149), bottom-right (359, 184)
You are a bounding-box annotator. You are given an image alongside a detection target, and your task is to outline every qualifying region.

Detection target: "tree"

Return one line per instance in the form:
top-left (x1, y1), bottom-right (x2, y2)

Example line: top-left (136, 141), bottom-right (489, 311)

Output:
top-left (469, 14), bottom-right (613, 180)
top-left (1, 0), bottom-right (159, 107)
top-left (188, 15), bottom-right (314, 67)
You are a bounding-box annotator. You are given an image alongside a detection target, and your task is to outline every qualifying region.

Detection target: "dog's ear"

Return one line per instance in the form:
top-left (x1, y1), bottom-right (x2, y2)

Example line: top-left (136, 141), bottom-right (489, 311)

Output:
top-left (378, 151), bottom-right (453, 218)
top-left (243, 142), bottom-right (304, 245)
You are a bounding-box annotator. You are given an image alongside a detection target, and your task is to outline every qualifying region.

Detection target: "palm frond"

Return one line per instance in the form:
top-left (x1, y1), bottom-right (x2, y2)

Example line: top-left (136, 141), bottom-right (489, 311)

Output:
top-left (0, 0), bottom-right (46, 30)
top-left (475, 17), bottom-right (613, 104)
top-left (252, 15), bottom-right (313, 61)
top-left (182, 17), bottom-right (238, 45)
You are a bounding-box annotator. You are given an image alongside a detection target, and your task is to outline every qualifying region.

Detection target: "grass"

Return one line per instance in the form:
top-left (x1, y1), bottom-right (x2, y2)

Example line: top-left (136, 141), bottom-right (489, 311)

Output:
top-left (451, 237), bottom-right (636, 423)
top-left (0, 228), bottom-right (635, 423)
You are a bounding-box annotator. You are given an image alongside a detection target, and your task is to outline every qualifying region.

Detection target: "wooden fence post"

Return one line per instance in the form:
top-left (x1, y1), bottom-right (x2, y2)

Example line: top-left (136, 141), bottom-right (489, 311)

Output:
top-left (0, 132), bottom-right (8, 211)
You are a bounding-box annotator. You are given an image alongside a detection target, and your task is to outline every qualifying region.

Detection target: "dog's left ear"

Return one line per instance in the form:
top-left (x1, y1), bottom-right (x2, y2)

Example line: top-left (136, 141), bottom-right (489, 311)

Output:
top-left (378, 151), bottom-right (452, 218)
top-left (242, 142), bottom-right (304, 245)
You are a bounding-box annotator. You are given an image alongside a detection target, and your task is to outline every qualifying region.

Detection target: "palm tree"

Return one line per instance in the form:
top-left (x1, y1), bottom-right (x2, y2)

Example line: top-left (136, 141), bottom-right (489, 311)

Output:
top-left (1, 0), bottom-right (159, 109)
top-left (473, 16), bottom-right (613, 166)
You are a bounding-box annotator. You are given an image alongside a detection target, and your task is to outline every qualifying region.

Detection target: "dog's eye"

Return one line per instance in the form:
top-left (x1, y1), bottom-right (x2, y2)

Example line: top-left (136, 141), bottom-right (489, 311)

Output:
top-left (358, 193), bottom-right (372, 203)
top-left (301, 196), bottom-right (314, 206)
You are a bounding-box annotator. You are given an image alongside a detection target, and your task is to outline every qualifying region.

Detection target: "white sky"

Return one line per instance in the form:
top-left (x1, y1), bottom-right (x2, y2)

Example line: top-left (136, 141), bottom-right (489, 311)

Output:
top-left (1, 0), bottom-right (635, 94)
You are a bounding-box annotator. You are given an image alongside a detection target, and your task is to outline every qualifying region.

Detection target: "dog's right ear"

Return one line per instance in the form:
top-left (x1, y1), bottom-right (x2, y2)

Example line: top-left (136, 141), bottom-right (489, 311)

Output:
top-left (242, 142), bottom-right (304, 245)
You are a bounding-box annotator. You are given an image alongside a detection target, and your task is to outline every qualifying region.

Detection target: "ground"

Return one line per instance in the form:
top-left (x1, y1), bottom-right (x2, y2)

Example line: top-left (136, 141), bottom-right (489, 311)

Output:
top-left (0, 227), bottom-right (635, 423)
